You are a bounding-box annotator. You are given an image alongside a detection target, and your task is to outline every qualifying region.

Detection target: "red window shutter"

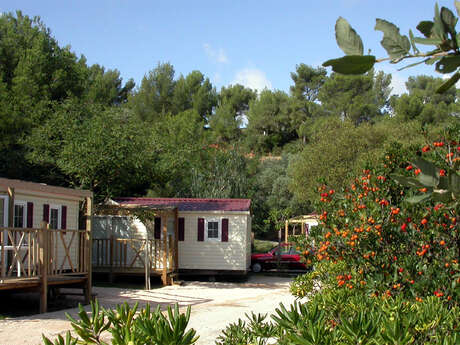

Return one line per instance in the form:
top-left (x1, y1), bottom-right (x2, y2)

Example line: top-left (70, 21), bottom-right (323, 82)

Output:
top-left (197, 218), bottom-right (204, 241)
top-left (27, 202), bottom-right (34, 228)
top-left (178, 217), bottom-right (185, 241)
top-left (43, 204), bottom-right (50, 223)
top-left (154, 217), bottom-right (161, 239)
top-left (61, 205), bottom-right (67, 230)
top-left (222, 218), bottom-right (229, 242)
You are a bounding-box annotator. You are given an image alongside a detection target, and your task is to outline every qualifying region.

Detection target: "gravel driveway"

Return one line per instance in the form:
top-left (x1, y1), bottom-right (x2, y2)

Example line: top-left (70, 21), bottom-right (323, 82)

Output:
top-left (0, 275), bottom-right (297, 345)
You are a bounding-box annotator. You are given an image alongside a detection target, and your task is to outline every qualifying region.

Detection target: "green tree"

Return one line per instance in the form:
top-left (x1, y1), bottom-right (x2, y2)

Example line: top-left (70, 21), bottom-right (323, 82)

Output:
top-left (289, 64), bottom-right (328, 143)
top-left (147, 109), bottom-right (208, 197)
top-left (250, 155), bottom-right (310, 236)
top-left (172, 70), bottom-right (217, 122)
top-left (288, 117), bottom-right (432, 203)
top-left (318, 70), bottom-right (392, 124)
top-left (0, 11), bottom-right (88, 181)
top-left (209, 84), bottom-right (256, 143)
top-left (129, 62), bottom-right (176, 121)
top-left (25, 100), bottom-right (153, 200)
top-left (393, 75), bottom-right (456, 123)
top-left (246, 90), bottom-right (296, 153)
top-left (189, 149), bottom-right (250, 199)
top-left (84, 64), bottom-right (135, 106)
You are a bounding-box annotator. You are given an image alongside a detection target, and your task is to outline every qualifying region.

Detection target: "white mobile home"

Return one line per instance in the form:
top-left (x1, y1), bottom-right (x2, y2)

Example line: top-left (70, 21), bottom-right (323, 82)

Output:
top-left (96, 198), bottom-right (252, 276)
top-left (0, 177), bottom-right (93, 313)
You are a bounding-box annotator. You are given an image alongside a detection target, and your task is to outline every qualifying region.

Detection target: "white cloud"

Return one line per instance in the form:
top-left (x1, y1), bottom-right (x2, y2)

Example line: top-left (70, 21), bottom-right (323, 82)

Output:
top-left (232, 68), bottom-right (272, 92)
top-left (376, 65), bottom-right (407, 96)
top-left (389, 73), bottom-right (407, 96)
top-left (203, 43), bottom-right (228, 64)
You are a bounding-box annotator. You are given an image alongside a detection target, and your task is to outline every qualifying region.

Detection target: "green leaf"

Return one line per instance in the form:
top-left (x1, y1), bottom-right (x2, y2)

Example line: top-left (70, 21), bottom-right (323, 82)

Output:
top-left (416, 21), bottom-right (434, 37)
top-left (409, 29), bottom-right (420, 54)
top-left (433, 3), bottom-right (447, 40)
top-left (436, 71), bottom-right (460, 93)
top-left (413, 37), bottom-right (443, 45)
top-left (322, 55), bottom-right (375, 75)
top-left (413, 157), bottom-right (439, 187)
top-left (390, 174), bottom-right (424, 188)
top-left (335, 17), bottom-right (364, 55)
top-left (435, 55), bottom-right (460, 73)
top-left (425, 56), bottom-right (441, 65)
top-left (397, 58), bottom-right (429, 71)
top-left (440, 7), bottom-right (458, 36)
top-left (405, 193), bottom-right (432, 204)
top-left (375, 19), bottom-right (411, 59)
top-left (449, 171), bottom-right (460, 196)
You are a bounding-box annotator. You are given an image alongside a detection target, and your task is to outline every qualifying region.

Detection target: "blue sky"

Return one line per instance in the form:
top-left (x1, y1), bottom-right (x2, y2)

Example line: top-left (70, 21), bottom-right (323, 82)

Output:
top-left (1, 0), bottom-right (457, 95)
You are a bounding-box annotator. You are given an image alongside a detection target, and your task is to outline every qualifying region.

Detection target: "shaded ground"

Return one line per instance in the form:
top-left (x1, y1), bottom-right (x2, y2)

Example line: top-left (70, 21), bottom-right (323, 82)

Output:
top-left (0, 275), bottom-right (297, 345)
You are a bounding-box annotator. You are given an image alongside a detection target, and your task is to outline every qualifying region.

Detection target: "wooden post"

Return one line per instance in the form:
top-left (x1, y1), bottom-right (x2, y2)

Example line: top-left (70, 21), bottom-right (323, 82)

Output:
top-left (144, 238), bottom-right (150, 290)
top-left (284, 220), bottom-right (289, 243)
top-left (7, 187), bottom-right (14, 228)
top-left (161, 215), bottom-right (168, 285)
top-left (84, 196), bottom-right (92, 304)
top-left (39, 221), bottom-right (49, 314)
top-left (109, 234), bottom-right (114, 284)
top-left (173, 209), bottom-right (179, 271)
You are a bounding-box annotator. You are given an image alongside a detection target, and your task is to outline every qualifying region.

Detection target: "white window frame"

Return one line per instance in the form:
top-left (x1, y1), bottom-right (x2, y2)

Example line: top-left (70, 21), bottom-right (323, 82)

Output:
top-left (48, 204), bottom-right (61, 230)
top-left (0, 195), bottom-right (8, 227)
top-left (205, 218), bottom-right (221, 242)
top-left (13, 200), bottom-right (27, 229)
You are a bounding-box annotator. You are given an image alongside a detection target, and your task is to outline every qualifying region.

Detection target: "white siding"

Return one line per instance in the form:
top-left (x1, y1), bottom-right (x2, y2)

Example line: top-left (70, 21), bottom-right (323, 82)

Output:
top-left (13, 192), bottom-right (81, 271)
top-left (178, 212), bottom-right (250, 271)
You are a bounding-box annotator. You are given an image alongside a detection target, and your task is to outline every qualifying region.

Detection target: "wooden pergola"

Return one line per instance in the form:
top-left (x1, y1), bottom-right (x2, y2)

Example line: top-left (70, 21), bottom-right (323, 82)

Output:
top-left (284, 214), bottom-right (318, 243)
top-left (93, 204), bottom-right (179, 288)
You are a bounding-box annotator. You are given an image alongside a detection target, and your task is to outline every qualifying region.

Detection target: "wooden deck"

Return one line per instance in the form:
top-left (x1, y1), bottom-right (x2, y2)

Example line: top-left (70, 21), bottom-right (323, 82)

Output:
top-left (0, 274), bottom-right (88, 291)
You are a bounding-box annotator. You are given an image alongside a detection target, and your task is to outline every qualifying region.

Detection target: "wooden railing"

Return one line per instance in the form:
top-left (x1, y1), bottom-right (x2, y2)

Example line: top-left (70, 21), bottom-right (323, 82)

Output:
top-left (93, 236), bottom-right (176, 272)
top-left (47, 229), bottom-right (91, 277)
top-left (0, 226), bottom-right (90, 281)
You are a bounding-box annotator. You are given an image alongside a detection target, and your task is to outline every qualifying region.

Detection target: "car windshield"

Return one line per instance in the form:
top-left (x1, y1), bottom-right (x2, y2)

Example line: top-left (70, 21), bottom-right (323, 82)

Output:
top-left (271, 245), bottom-right (297, 255)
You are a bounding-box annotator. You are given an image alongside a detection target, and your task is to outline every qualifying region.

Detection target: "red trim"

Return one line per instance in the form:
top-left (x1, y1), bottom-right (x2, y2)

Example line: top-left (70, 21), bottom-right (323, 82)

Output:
top-left (113, 197), bottom-right (251, 212)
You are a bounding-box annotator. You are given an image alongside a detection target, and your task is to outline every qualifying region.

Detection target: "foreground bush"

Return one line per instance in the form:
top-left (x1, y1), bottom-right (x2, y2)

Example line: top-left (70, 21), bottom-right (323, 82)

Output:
top-left (42, 300), bottom-right (198, 345)
top-left (216, 289), bottom-right (460, 345)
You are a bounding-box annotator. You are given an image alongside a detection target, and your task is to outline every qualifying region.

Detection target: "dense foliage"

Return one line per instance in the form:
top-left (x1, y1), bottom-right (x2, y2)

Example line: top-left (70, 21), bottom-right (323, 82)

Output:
top-left (293, 134), bottom-right (459, 301)
top-left (1, 9), bottom-right (458, 236)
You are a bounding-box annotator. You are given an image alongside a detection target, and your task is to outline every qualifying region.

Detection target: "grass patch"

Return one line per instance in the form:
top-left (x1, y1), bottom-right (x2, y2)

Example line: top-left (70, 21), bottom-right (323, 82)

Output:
top-left (253, 239), bottom-right (278, 253)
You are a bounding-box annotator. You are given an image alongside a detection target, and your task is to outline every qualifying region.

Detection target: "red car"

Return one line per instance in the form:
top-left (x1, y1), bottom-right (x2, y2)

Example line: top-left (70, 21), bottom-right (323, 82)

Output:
top-left (251, 243), bottom-right (311, 273)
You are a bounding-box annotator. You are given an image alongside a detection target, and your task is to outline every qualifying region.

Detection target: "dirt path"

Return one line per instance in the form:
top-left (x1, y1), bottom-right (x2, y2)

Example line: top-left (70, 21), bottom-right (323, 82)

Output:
top-left (0, 275), bottom-right (297, 345)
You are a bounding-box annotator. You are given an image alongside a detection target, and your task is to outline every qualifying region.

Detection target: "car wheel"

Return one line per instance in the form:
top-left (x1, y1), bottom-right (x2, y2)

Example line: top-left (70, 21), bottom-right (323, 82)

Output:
top-left (252, 262), bottom-right (262, 273)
